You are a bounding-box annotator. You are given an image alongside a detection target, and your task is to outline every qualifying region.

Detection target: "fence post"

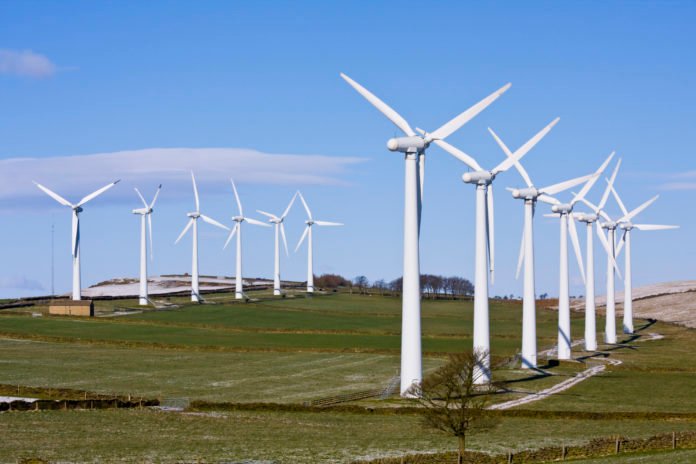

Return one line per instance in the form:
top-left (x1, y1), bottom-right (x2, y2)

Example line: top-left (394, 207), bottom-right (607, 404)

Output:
top-left (615, 436), bottom-right (621, 454)
top-left (561, 445), bottom-right (567, 460)
top-left (672, 432), bottom-right (677, 450)
top-left (507, 451), bottom-right (513, 463)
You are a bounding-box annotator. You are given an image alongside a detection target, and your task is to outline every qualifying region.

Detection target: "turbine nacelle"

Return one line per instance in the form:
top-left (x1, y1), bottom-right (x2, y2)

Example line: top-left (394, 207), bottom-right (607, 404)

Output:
top-left (386, 136), bottom-right (426, 153)
top-left (512, 187), bottom-right (539, 200)
top-left (187, 212), bottom-right (200, 219)
top-left (602, 221), bottom-right (618, 230)
top-left (619, 222), bottom-right (634, 230)
top-left (462, 171), bottom-right (493, 185)
top-left (132, 207), bottom-right (152, 215)
top-left (232, 215), bottom-right (245, 222)
top-left (72, 206), bottom-right (84, 213)
top-left (551, 203), bottom-right (573, 214)
top-left (575, 212), bottom-right (597, 223)
top-left (305, 220), bottom-right (315, 226)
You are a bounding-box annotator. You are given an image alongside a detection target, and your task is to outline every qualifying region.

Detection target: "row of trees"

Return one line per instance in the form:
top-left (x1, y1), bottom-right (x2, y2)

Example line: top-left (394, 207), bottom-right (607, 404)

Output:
top-left (313, 273), bottom-right (475, 299)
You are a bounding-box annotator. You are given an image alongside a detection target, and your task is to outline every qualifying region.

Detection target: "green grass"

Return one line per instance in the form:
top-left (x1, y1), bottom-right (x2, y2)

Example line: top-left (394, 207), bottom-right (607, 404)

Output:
top-left (1, 291), bottom-right (694, 462)
top-left (1, 409), bottom-right (694, 463)
top-left (568, 449), bottom-right (696, 463)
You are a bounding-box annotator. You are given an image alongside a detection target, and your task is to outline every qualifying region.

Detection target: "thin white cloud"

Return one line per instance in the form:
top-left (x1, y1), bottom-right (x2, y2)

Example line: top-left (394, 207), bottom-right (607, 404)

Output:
top-left (0, 49), bottom-right (56, 78)
top-left (659, 182), bottom-right (696, 191)
top-left (0, 147), bottom-right (364, 207)
top-left (658, 170), bottom-right (696, 190)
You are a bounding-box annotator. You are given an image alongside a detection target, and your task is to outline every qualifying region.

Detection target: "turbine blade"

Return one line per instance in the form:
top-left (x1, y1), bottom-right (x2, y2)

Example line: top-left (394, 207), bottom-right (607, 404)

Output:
top-left (294, 225), bottom-right (309, 253)
top-left (230, 178), bottom-right (243, 216)
top-left (568, 215), bottom-right (585, 285)
top-left (633, 224), bottom-right (679, 231)
top-left (339, 72), bottom-right (415, 137)
top-left (490, 117), bottom-right (560, 175)
top-left (77, 180), bottom-right (120, 207)
top-left (610, 184), bottom-right (629, 217)
top-left (578, 197), bottom-right (600, 214)
top-left (621, 195), bottom-right (659, 222)
top-left (282, 192), bottom-right (298, 219)
top-left (537, 194), bottom-right (560, 205)
top-left (223, 223), bottom-right (239, 250)
top-left (428, 82), bottom-right (512, 141)
top-left (191, 172), bottom-right (200, 213)
top-left (72, 213), bottom-right (79, 257)
top-left (314, 220), bottom-right (343, 226)
top-left (488, 128), bottom-right (534, 188)
top-left (516, 228), bottom-right (525, 280)
top-left (245, 217), bottom-right (271, 227)
top-left (175, 219), bottom-right (194, 244)
top-left (595, 222), bottom-right (622, 278)
top-left (486, 185), bottom-right (495, 284)
top-left (281, 223), bottom-right (290, 256)
top-left (33, 182), bottom-right (73, 207)
top-left (257, 210), bottom-right (279, 220)
top-left (149, 184), bottom-right (162, 209)
top-left (148, 213), bottom-right (154, 261)
top-left (616, 229), bottom-right (626, 257)
top-left (426, 136), bottom-right (483, 171)
top-left (571, 151), bottom-right (615, 206)
top-left (539, 174), bottom-right (593, 196)
top-left (200, 214), bottom-right (229, 231)
top-left (598, 158), bottom-right (622, 210)
top-left (134, 188), bottom-right (148, 208)
top-left (298, 191), bottom-right (312, 220)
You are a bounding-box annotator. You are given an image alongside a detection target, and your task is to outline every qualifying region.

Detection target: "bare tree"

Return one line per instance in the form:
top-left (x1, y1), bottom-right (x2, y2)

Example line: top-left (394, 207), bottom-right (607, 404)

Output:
top-left (408, 351), bottom-right (499, 463)
top-left (353, 275), bottom-right (369, 294)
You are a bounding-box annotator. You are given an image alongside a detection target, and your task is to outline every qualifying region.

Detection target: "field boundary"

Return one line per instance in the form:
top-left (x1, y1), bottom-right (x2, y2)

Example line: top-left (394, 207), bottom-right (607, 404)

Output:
top-left (353, 430), bottom-right (696, 463)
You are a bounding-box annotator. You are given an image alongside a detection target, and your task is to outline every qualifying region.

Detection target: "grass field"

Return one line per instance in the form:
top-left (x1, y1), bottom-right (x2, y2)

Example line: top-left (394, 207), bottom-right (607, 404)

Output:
top-left (0, 290), bottom-right (694, 462)
top-left (1, 409), bottom-right (695, 463)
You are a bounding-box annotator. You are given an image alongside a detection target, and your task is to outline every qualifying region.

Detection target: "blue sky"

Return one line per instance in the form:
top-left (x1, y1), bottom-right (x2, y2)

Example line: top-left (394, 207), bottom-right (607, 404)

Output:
top-left (0, 1), bottom-right (694, 298)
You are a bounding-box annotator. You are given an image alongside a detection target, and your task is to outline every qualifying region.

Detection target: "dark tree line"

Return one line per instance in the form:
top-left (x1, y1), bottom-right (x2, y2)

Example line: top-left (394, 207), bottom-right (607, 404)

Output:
top-left (312, 273), bottom-right (473, 299)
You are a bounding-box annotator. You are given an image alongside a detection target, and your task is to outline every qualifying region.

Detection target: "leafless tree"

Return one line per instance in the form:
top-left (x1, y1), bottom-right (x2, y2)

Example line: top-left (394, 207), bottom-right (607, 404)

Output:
top-left (408, 350), bottom-right (499, 463)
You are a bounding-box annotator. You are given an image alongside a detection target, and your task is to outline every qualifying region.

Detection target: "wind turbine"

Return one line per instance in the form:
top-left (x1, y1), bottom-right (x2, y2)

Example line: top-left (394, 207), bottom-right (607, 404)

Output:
top-left (572, 159), bottom-right (623, 351)
top-left (295, 192), bottom-right (343, 293)
top-left (429, 117), bottom-right (560, 383)
top-left (579, 190), bottom-right (627, 344)
top-left (132, 184), bottom-right (162, 306)
top-left (489, 132), bottom-right (594, 368)
top-left (610, 187), bottom-right (678, 334)
top-left (223, 179), bottom-right (271, 299)
top-left (257, 193), bottom-right (297, 296)
top-left (34, 180), bottom-right (120, 301)
top-left (541, 153), bottom-right (614, 360)
top-left (340, 72), bottom-right (511, 396)
top-left (174, 172), bottom-right (229, 303)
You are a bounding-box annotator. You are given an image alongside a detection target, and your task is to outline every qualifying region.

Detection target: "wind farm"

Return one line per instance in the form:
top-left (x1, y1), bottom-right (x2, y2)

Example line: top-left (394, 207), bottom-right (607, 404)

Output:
top-left (0, 2), bottom-right (694, 463)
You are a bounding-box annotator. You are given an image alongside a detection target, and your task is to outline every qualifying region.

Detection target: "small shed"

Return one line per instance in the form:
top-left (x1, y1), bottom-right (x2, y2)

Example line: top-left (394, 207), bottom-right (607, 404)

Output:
top-left (49, 300), bottom-right (94, 317)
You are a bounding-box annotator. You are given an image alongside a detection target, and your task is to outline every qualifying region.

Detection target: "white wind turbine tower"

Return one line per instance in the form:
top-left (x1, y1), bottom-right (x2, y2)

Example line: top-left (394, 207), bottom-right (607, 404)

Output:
top-left (175, 172), bottom-right (229, 303)
top-left (34, 180), bottom-right (120, 301)
top-left (429, 117), bottom-right (560, 383)
top-left (489, 132), bottom-right (594, 368)
top-left (573, 159), bottom-right (623, 351)
top-left (580, 190), bottom-right (628, 344)
top-left (223, 179), bottom-right (271, 299)
top-left (133, 185), bottom-right (162, 306)
top-left (610, 187), bottom-right (678, 334)
top-left (541, 153), bottom-right (614, 360)
top-left (257, 193), bottom-right (297, 296)
top-left (295, 192), bottom-right (343, 293)
top-left (341, 72), bottom-right (511, 396)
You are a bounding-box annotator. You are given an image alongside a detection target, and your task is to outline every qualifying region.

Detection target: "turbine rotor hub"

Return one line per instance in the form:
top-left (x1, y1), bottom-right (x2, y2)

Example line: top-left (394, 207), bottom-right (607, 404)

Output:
top-left (386, 136), bottom-right (426, 153)
top-left (512, 187), bottom-right (538, 200)
top-left (551, 203), bottom-right (573, 214)
top-left (462, 171), bottom-right (493, 185)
